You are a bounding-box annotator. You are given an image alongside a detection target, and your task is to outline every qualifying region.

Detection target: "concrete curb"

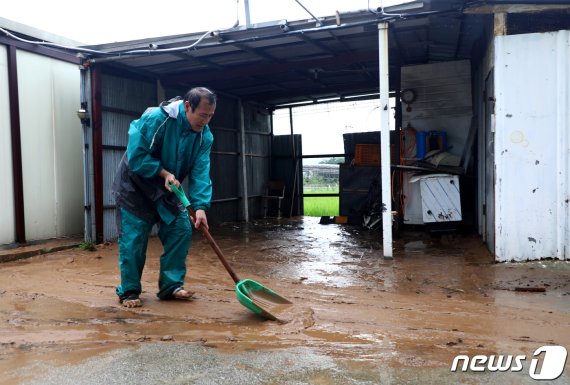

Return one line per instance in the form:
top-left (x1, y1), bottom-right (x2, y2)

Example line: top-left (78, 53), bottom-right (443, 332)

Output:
top-left (0, 243), bottom-right (82, 263)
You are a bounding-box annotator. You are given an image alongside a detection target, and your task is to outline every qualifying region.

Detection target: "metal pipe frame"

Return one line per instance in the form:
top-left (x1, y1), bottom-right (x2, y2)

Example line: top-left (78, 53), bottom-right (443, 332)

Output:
top-left (378, 22), bottom-right (393, 259)
top-left (7, 45), bottom-right (25, 244)
top-left (90, 66), bottom-right (104, 244)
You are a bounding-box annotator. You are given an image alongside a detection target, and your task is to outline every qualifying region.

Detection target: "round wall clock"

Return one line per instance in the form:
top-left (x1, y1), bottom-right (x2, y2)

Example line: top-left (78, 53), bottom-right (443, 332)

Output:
top-left (401, 88), bottom-right (416, 104)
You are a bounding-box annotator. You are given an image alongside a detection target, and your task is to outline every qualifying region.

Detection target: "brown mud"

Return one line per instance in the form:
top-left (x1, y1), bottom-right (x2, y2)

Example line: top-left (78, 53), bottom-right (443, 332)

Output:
top-left (0, 217), bottom-right (569, 384)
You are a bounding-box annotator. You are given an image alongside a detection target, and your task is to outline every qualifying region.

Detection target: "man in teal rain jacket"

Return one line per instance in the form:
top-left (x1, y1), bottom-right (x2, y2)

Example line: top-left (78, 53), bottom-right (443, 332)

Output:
top-left (112, 87), bottom-right (216, 308)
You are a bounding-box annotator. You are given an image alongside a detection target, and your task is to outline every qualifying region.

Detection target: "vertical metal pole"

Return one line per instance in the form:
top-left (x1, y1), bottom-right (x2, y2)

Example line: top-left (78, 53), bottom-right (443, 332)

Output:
top-left (378, 22), bottom-right (393, 259)
top-left (239, 101), bottom-right (249, 222)
top-left (269, 111), bottom-right (274, 180)
top-left (91, 65), bottom-right (104, 244)
top-left (7, 45), bottom-right (26, 244)
top-left (394, 63), bottom-right (402, 233)
top-left (79, 67), bottom-right (92, 242)
top-left (244, 0), bottom-right (251, 28)
top-left (289, 107), bottom-right (295, 158)
top-left (289, 107), bottom-right (297, 217)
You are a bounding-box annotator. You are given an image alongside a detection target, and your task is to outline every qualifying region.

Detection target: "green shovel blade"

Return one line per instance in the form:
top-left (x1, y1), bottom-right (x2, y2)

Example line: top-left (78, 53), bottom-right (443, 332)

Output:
top-left (169, 182), bottom-right (292, 321)
top-left (235, 279), bottom-right (292, 321)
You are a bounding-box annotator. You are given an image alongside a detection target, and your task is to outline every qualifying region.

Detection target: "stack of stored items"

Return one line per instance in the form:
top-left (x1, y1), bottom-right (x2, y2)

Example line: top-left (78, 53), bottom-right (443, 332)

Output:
top-left (353, 144), bottom-right (380, 166)
top-left (415, 131), bottom-right (447, 159)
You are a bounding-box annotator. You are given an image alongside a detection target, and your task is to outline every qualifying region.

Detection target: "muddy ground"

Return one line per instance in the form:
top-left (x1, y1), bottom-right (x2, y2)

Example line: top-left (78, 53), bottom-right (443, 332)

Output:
top-left (0, 217), bottom-right (569, 384)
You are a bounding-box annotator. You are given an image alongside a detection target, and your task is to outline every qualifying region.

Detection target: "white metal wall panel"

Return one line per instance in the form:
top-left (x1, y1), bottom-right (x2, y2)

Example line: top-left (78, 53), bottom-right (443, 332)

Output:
top-left (17, 50), bottom-right (83, 241)
top-left (494, 30), bottom-right (570, 262)
top-left (0, 45), bottom-right (15, 244)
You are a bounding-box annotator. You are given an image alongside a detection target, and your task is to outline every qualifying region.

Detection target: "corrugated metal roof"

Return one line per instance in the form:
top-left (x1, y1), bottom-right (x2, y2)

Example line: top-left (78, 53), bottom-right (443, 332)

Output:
top-left (76, 0), bottom-right (486, 106)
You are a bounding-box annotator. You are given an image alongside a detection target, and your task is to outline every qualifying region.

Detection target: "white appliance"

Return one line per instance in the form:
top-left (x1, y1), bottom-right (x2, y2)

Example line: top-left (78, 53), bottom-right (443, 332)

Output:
top-left (405, 174), bottom-right (462, 224)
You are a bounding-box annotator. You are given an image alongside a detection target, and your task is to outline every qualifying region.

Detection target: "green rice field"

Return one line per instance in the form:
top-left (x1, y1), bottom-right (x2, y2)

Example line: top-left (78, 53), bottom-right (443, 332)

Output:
top-left (303, 189), bottom-right (339, 217)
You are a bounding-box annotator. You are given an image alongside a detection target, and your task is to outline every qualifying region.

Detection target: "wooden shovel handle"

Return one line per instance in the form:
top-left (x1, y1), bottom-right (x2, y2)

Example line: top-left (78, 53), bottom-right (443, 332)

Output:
top-left (168, 183), bottom-right (241, 284)
top-left (188, 208), bottom-right (241, 284)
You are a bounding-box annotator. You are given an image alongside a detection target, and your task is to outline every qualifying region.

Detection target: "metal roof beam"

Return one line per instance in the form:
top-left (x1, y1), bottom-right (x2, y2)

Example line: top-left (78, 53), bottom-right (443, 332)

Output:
top-left (454, 14), bottom-right (466, 60)
top-left (323, 30), bottom-right (378, 83)
top-left (242, 80), bottom-right (377, 103)
top-left (230, 42), bottom-right (277, 62)
top-left (142, 53), bottom-right (224, 73)
top-left (297, 34), bottom-right (334, 56)
top-left (161, 51), bottom-right (378, 85)
top-left (0, 35), bottom-right (80, 64)
top-left (464, 3), bottom-right (570, 14)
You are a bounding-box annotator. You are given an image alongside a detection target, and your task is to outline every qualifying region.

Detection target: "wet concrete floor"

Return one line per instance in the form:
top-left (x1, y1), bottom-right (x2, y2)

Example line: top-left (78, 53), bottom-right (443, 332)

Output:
top-left (0, 217), bottom-right (569, 384)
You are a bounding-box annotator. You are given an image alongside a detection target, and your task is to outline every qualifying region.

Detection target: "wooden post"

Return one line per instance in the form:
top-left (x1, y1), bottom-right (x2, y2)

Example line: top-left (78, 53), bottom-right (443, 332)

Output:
top-left (494, 13), bottom-right (507, 36)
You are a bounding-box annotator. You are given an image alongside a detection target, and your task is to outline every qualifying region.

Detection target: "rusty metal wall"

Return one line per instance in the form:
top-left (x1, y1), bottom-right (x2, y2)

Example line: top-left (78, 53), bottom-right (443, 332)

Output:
top-left (208, 98), bottom-right (241, 222)
top-left (272, 134), bottom-right (303, 217)
top-left (160, 88), bottom-right (245, 223)
top-left (244, 103), bottom-right (272, 218)
top-left (97, 79), bottom-right (272, 240)
top-left (100, 73), bottom-right (157, 241)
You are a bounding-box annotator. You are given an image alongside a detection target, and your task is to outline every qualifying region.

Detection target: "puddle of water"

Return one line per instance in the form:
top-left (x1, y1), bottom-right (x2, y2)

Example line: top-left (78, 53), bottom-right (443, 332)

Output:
top-left (1, 216), bottom-right (569, 384)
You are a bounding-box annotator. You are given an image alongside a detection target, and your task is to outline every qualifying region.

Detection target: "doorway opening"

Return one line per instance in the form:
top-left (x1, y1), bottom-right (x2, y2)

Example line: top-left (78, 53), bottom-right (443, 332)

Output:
top-left (273, 98), bottom-right (395, 217)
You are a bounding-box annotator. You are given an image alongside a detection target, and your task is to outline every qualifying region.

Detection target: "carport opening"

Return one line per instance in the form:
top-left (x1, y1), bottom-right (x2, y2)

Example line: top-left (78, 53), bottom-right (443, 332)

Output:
top-left (273, 97), bottom-right (395, 218)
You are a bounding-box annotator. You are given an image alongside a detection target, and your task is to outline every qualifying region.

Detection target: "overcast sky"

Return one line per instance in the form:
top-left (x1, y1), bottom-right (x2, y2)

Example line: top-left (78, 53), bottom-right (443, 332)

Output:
top-left (2, 0), bottom-right (403, 44)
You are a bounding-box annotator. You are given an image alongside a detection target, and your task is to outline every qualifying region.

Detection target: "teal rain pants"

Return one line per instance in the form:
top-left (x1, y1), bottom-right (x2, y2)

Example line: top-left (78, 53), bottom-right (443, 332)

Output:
top-left (115, 207), bottom-right (192, 300)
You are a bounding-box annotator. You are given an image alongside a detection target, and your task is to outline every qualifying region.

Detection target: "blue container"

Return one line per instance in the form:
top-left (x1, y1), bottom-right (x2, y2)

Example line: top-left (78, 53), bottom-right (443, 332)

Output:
top-left (416, 131), bottom-right (429, 158)
top-left (416, 131), bottom-right (447, 159)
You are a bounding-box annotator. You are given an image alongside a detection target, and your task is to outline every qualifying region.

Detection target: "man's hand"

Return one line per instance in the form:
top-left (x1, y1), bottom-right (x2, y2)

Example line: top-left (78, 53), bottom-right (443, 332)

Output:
top-left (159, 169), bottom-right (179, 192)
top-left (191, 209), bottom-right (208, 230)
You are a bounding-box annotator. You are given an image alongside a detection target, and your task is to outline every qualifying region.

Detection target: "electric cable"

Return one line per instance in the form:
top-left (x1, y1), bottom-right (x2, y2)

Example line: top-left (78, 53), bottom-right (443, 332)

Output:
top-left (0, 3), bottom-right (467, 62)
top-left (0, 27), bottom-right (117, 55)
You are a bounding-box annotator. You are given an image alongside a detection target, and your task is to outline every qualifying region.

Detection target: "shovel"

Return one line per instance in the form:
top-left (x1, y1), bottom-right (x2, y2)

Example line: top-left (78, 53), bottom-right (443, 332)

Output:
top-left (170, 184), bottom-right (292, 321)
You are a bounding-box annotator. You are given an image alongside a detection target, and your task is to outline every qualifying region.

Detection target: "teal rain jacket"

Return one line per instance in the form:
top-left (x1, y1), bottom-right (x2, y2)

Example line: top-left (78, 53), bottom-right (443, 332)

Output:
top-left (112, 99), bottom-right (213, 225)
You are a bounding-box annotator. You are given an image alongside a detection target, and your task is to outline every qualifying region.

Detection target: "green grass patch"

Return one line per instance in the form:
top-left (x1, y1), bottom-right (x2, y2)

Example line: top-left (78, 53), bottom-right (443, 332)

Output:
top-left (78, 241), bottom-right (97, 252)
top-left (303, 189), bottom-right (339, 217)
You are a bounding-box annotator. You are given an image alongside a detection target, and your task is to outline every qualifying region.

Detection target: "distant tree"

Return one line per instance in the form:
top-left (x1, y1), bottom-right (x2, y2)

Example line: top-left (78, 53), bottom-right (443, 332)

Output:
top-left (319, 157), bottom-right (345, 164)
